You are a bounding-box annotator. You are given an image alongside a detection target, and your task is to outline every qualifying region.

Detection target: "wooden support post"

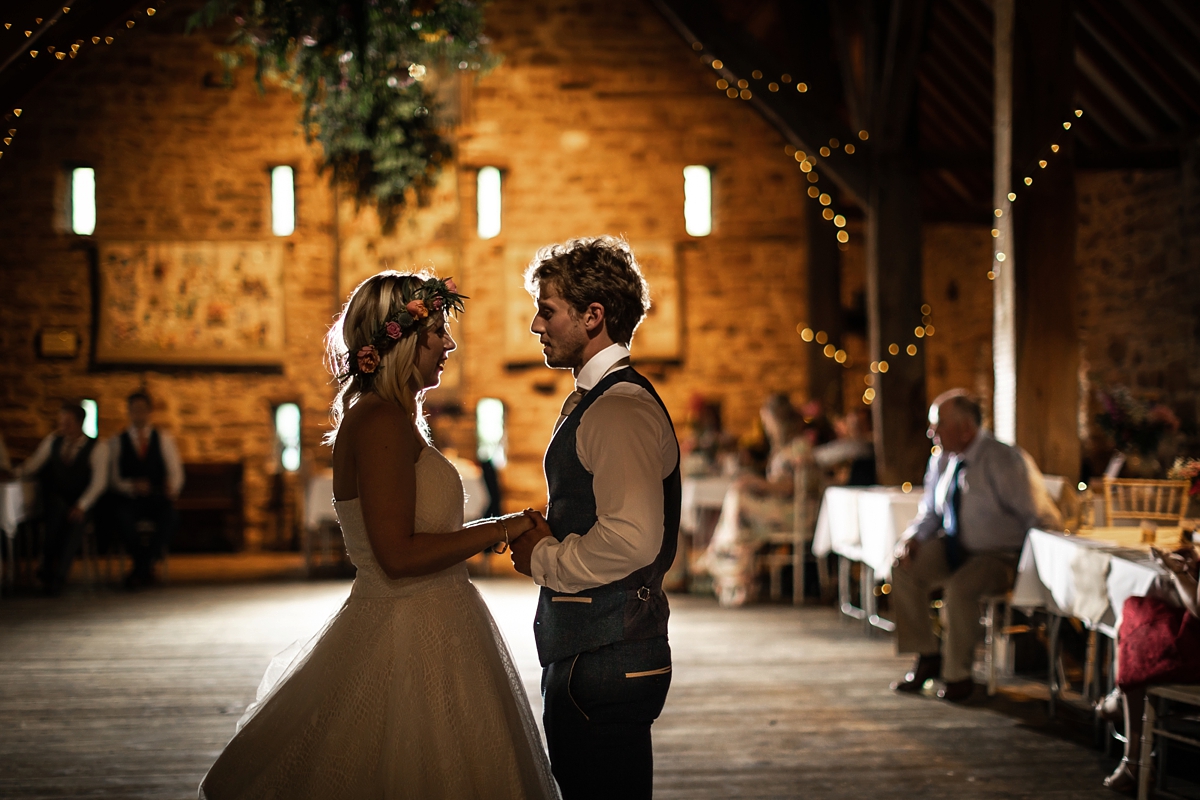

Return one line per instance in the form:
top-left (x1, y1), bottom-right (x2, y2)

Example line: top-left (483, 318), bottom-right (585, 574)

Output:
top-left (993, 0), bottom-right (1080, 478)
top-left (868, 148), bottom-right (928, 484)
top-left (806, 200), bottom-right (844, 414)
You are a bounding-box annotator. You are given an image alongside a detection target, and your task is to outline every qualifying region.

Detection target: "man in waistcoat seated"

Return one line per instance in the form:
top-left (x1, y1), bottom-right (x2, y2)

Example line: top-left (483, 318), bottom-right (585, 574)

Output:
top-left (510, 236), bottom-right (680, 800)
top-left (13, 401), bottom-right (109, 595)
top-left (111, 391), bottom-right (184, 589)
top-left (889, 390), bottom-right (1054, 702)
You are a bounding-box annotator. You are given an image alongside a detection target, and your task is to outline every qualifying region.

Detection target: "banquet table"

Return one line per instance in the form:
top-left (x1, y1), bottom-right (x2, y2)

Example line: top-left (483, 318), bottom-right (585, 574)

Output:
top-left (1011, 526), bottom-right (1177, 712)
top-left (680, 474), bottom-right (735, 554)
top-left (1012, 527), bottom-right (1177, 632)
top-left (812, 485), bottom-right (923, 629)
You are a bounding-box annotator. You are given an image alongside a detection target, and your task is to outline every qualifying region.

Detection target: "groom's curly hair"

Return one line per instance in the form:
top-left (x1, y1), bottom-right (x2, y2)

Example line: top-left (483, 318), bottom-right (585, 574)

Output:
top-left (523, 236), bottom-right (651, 346)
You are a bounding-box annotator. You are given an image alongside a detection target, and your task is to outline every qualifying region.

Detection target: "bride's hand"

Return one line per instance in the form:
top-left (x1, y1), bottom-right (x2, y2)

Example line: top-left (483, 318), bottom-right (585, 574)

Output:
top-left (499, 512), bottom-right (535, 540)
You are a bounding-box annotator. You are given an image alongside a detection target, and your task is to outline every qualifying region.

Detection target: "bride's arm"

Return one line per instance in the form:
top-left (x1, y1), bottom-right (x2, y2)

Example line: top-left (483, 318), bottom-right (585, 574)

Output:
top-left (356, 403), bottom-right (532, 579)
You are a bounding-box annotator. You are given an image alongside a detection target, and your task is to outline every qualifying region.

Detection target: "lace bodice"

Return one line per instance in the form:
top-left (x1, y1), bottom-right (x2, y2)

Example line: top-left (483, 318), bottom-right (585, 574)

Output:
top-left (335, 447), bottom-right (467, 598)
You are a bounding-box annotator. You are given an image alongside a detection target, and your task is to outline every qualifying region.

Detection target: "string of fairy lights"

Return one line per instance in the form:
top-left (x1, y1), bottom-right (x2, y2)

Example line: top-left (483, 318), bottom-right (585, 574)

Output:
top-left (689, 40), bottom-right (861, 252)
top-left (989, 107), bottom-right (1084, 281)
top-left (686, 36), bottom-right (1089, 407)
top-left (1, 3), bottom-right (163, 162)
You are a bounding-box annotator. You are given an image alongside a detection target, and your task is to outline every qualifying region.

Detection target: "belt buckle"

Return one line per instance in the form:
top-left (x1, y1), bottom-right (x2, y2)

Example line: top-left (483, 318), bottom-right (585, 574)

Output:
top-left (636, 586), bottom-right (650, 601)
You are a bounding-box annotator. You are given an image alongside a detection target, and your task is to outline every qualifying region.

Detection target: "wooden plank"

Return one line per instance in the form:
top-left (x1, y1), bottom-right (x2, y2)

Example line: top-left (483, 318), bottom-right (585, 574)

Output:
top-left (0, 580), bottom-right (1123, 798)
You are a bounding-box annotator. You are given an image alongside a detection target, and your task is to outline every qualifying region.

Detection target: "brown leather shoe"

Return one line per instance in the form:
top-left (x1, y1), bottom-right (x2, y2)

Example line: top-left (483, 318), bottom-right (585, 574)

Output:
top-left (937, 678), bottom-right (975, 703)
top-left (891, 654), bottom-right (942, 693)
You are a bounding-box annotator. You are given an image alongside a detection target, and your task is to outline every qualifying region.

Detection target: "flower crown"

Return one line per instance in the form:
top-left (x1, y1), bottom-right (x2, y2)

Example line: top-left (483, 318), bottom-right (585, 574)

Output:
top-left (337, 276), bottom-right (467, 383)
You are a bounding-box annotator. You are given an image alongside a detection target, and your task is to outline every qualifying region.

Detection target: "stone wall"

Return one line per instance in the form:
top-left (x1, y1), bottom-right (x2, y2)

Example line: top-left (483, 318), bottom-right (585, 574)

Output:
top-left (1076, 162), bottom-right (1200, 470)
top-left (0, 0), bottom-right (821, 544)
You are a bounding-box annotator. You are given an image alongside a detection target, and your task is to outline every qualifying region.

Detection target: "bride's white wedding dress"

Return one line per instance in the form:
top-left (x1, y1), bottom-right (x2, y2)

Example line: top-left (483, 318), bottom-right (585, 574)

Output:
top-left (199, 447), bottom-right (560, 800)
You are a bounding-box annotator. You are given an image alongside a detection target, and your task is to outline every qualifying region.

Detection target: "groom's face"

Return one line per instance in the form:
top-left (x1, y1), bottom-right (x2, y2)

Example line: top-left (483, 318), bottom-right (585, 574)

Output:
top-left (531, 283), bottom-right (588, 370)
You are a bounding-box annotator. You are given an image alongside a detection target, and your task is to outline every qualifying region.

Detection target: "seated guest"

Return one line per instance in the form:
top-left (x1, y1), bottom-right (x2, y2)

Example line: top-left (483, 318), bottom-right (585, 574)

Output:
top-left (13, 401), bottom-right (109, 595)
top-left (110, 391), bottom-right (184, 588)
top-left (813, 407), bottom-right (876, 486)
top-left (890, 390), bottom-right (1052, 702)
top-left (1096, 545), bottom-right (1200, 792)
top-left (705, 393), bottom-right (811, 606)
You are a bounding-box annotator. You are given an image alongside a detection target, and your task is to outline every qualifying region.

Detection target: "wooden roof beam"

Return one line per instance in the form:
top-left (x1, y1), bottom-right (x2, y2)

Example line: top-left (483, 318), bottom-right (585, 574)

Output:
top-left (650, 0), bottom-right (869, 207)
top-left (1076, 13), bottom-right (1184, 127)
top-left (1115, 0), bottom-right (1200, 87)
top-left (1075, 49), bottom-right (1159, 140)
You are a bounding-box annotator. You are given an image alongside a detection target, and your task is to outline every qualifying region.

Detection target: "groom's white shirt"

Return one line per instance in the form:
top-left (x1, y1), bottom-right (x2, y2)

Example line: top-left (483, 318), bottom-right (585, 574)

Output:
top-left (530, 343), bottom-right (678, 595)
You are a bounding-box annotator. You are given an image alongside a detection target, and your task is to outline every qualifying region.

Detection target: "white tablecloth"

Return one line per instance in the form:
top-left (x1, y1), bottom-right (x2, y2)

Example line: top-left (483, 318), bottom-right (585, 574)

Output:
top-left (813, 486), bottom-right (922, 580)
top-left (1, 481), bottom-right (31, 538)
top-left (680, 475), bottom-right (735, 533)
top-left (1012, 528), bottom-right (1172, 631)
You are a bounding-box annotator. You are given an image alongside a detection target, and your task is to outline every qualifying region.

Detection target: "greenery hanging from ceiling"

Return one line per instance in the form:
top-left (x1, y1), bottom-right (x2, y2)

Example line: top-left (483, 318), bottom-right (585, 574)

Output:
top-left (189, 0), bottom-right (496, 230)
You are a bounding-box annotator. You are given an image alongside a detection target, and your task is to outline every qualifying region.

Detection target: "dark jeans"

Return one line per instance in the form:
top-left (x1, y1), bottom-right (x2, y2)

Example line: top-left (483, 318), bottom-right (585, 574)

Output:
top-left (40, 496), bottom-right (86, 592)
top-left (542, 636), bottom-right (672, 800)
top-left (117, 494), bottom-right (176, 580)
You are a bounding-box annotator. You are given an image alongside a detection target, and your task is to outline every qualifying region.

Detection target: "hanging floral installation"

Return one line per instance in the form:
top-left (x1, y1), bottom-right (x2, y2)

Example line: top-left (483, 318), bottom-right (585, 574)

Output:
top-left (189, 0), bottom-right (496, 229)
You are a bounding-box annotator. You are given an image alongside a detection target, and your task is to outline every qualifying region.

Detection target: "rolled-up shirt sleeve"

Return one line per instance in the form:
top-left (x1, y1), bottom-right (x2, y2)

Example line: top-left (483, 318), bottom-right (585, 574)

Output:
top-left (530, 389), bottom-right (677, 594)
top-left (159, 431), bottom-right (185, 498)
top-left (14, 434), bottom-right (56, 480)
top-left (76, 440), bottom-right (109, 511)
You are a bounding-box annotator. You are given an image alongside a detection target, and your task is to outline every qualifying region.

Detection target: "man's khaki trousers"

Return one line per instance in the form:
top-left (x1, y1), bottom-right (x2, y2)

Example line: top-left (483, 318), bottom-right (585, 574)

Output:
top-left (890, 536), bottom-right (1018, 683)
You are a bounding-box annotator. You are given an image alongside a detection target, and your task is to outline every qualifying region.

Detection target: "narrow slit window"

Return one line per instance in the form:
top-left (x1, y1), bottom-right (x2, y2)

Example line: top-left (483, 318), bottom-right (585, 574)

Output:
top-left (71, 167), bottom-right (96, 236)
top-left (271, 166), bottom-right (295, 237)
top-left (81, 399), bottom-right (98, 439)
top-left (683, 165), bottom-right (712, 237)
top-left (476, 398), bottom-right (506, 467)
top-left (275, 403), bottom-right (301, 472)
top-left (477, 166), bottom-right (502, 239)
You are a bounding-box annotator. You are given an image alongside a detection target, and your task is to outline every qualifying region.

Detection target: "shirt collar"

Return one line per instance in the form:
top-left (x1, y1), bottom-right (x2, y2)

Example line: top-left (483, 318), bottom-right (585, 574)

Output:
top-left (958, 429), bottom-right (990, 463)
top-left (575, 343), bottom-right (631, 392)
top-left (128, 425), bottom-right (153, 438)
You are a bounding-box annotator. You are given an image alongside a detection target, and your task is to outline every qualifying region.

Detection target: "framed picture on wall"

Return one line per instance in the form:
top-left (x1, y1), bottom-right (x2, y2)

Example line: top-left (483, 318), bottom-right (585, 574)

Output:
top-left (95, 241), bottom-right (286, 366)
top-left (503, 240), bottom-right (682, 365)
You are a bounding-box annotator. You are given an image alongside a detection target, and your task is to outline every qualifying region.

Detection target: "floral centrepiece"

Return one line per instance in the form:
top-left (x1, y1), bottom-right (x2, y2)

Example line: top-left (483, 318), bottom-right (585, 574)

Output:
top-left (1168, 458), bottom-right (1200, 497)
top-left (335, 276), bottom-right (466, 383)
top-left (1095, 386), bottom-right (1180, 456)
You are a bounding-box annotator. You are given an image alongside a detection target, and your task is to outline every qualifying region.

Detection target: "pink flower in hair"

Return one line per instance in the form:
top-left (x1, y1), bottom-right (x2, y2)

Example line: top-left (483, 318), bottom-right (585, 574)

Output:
top-left (406, 299), bottom-right (429, 319)
top-left (385, 321), bottom-right (403, 339)
top-left (431, 296), bottom-right (444, 312)
top-left (356, 345), bottom-right (381, 374)
top-left (444, 278), bottom-right (458, 293)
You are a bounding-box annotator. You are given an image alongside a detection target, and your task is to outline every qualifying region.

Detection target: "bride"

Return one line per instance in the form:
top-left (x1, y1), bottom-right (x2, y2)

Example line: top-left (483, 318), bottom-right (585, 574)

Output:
top-left (200, 271), bottom-right (560, 799)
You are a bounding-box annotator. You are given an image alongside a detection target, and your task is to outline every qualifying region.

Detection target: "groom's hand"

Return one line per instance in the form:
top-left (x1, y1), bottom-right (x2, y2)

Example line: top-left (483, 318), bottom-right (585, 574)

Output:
top-left (511, 511), bottom-right (553, 577)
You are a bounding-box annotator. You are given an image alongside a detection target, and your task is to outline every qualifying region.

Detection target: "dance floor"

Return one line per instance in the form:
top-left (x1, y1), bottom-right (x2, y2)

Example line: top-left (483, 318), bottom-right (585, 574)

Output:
top-left (0, 577), bottom-right (1117, 799)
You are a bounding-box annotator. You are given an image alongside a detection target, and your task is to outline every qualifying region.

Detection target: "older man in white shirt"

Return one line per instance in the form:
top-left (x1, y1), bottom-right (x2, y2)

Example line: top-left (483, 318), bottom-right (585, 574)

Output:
top-left (511, 236), bottom-right (678, 800)
top-left (890, 390), bottom-right (1053, 702)
top-left (14, 401), bottom-right (108, 595)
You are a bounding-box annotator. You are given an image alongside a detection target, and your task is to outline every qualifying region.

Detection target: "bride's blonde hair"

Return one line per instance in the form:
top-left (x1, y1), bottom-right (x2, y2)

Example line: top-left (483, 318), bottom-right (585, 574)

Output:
top-left (324, 270), bottom-right (443, 445)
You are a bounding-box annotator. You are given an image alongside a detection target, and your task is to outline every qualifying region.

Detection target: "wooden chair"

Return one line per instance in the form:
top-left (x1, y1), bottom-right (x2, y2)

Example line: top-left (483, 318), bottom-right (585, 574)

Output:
top-left (1103, 478), bottom-right (1189, 527)
top-left (1137, 684), bottom-right (1200, 800)
top-left (754, 456), bottom-right (822, 605)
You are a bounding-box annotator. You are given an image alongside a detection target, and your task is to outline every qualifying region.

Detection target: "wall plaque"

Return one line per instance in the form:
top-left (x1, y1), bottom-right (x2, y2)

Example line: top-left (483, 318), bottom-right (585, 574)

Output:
top-left (96, 241), bottom-right (285, 366)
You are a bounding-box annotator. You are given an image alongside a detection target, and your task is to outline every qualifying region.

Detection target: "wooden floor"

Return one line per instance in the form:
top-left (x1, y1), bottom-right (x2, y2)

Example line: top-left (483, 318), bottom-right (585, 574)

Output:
top-left (0, 578), bottom-right (1119, 799)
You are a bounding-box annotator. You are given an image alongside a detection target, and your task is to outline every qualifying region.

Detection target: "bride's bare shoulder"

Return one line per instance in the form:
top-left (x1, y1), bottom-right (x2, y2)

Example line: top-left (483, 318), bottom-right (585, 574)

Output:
top-left (340, 395), bottom-right (414, 445)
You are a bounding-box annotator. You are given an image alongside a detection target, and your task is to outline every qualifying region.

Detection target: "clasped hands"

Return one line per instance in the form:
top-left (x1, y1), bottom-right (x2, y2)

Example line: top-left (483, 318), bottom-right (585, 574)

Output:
top-left (493, 509), bottom-right (554, 577)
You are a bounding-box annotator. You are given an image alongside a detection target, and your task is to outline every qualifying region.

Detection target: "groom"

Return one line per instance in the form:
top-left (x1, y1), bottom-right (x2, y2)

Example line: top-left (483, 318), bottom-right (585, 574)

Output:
top-left (510, 236), bottom-right (680, 800)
